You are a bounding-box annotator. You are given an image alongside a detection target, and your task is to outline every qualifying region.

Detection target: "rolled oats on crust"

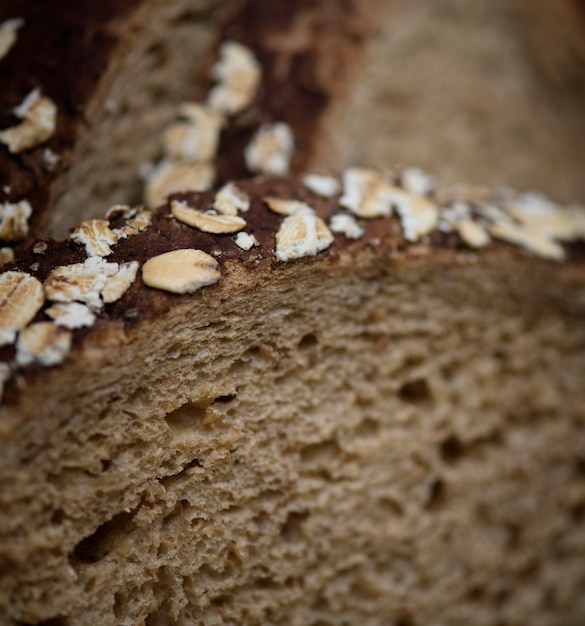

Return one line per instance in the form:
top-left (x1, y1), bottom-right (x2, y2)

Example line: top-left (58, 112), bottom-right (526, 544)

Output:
top-left (0, 200), bottom-right (32, 241)
top-left (0, 89), bottom-right (57, 153)
top-left (0, 271), bottom-right (44, 346)
top-left (142, 249), bottom-right (221, 294)
top-left (171, 201), bottom-right (246, 234)
top-left (45, 302), bottom-right (96, 329)
top-left (234, 232), bottom-right (259, 251)
top-left (16, 322), bottom-right (71, 367)
top-left (245, 123), bottom-right (294, 176)
top-left (303, 174), bottom-right (341, 198)
top-left (163, 104), bottom-right (224, 163)
top-left (44, 257), bottom-right (135, 311)
top-left (329, 213), bottom-right (364, 240)
top-left (70, 220), bottom-right (118, 257)
top-left (214, 183), bottom-right (250, 215)
top-left (264, 198), bottom-right (313, 217)
top-left (207, 41), bottom-right (261, 116)
top-left (0, 18), bottom-right (24, 63)
top-left (145, 160), bottom-right (214, 209)
top-left (275, 212), bottom-right (333, 262)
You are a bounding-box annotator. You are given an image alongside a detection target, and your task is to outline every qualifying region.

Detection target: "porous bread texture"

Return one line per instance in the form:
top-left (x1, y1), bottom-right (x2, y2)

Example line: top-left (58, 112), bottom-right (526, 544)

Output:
top-left (0, 249), bottom-right (584, 625)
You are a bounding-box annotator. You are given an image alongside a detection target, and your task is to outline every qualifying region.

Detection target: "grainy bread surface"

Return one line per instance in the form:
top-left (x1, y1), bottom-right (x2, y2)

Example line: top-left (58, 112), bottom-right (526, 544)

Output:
top-left (0, 178), bottom-right (584, 624)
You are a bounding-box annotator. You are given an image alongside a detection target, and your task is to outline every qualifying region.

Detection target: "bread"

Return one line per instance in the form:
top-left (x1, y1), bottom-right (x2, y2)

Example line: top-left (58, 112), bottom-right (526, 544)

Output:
top-left (1, 1), bottom-right (585, 625)
top-left (0, 0), bottom-right (233, 240)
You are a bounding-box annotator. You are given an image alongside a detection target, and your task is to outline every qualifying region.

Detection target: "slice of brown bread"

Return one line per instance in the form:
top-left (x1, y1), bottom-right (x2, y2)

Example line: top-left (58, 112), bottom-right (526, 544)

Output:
top-left (0, 174), bottom-right (584, 625)
top-left (0, 0), bottom-right (233, 240)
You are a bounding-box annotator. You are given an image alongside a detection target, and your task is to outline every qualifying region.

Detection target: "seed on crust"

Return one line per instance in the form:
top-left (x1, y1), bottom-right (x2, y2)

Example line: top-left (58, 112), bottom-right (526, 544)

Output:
top-left (16, 322), bottom-right (71, 367)
top-left (142, 249), bottom-right (221, 294)
top-left (0, 18), bottom-right (24, 62)
top-left (275, 212), bottom-right (333, 262)
top-left (70, 219), bottom-right (118, 257)
top-left (0, 200), bottom-right (32, 241)
top-left (145, 160), bottom-right (214, 209)
top-left (214, 182), bottom-right (250, 215)
top-left (171, 201), bottom-right (246, 234)
top-left (0, 271), bottom-right (44, 346)
top-left (0, 89), bottom-right (57, 153)
top-left (245, 123), bottom-right (294, 176)
top-left (45, 302), bottom-right (96, 329)
top-left (207, 41), bottom-right (261, 116)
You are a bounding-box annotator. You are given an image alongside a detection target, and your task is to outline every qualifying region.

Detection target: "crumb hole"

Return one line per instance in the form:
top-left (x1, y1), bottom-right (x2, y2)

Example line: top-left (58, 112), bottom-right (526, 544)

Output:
top-left (50, 508), bottom-right (65, 525)
top-left (72, 510), bottom-right (134, 564)
top-left (399, 378), bottom-right (432, 404)
top-left (281, 510), bottom-right (309, 542)
top-left (377, 497), bottom-right (404, 517)
top-left (165, 402), bottom-right (208, 432)
top-left (355, 417), bottom-right (380, 438)
top-left (298, 333), bottom-right (318, 350)
top-left (426, 477), bottom-right (447, 511)
top-left (440, 434), bottom-right (465, 463)
top-left (100, 459), bottom-right (111, 472)
top-left (300, 439), bottom-right (342, 465)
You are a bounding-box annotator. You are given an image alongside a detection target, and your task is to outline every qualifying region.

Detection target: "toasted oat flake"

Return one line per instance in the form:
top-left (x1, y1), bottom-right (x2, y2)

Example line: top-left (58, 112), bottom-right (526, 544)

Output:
top-left (142, 249), bottom-right (220, 294)
top-left (0, 199), bottom-right (32, 241)
top-left (234, 232), bottom-right (259, 250)
top-left (45, 302), bottom-right (96, 329)
top-left (33, 241), bottom-right (47, 255)
top-left (16, 322), bottom-right (71, 367)
top-left (275, 212), bottom-right (333, 262)
top-left (455, 219), bottom-right (490, 248)
top-left (214, 182), bottom-right (250, 215)
top-left (245, 123), bottom-right (294, 176)
top-left (102, 261), bottom-right (139, 304)
top-left (303, 174), bottom-right (341, 198)
top-left (340, 168), bottom-right (395, 219)
top-left (145, 160), bottom-right (214, 209)
top-left (264, 197), bottom-right (313, 216)
top-left (0, 271), bottom-right (44, 346)
top-left (329, 213), bottom-right (364, 240)
top-left (0, 18), bottom-right (24, 63)
top-left (44, 257), bottom-right (119, 311)
top-left (487, 220), bottom-right (566, 261)
top-left (0, 247), bottom-right (14, 266)
top-left (70, 219), bottom-right (118, 257)
top-left (400, 167), bottom-right (434, 196)
top-left (0, 89), bottom-right (57, 153)
top-left (163, 104), bottom-right (224, 163)
top-left (171, 200), bottom-right (246, 234)
top-left (393, 191), bottom-right (439, 242)
top-left (207, 41), bottom-right (261, 116)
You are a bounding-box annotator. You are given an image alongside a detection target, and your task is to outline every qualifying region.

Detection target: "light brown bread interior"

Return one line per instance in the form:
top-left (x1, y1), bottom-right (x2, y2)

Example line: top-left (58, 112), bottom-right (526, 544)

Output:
top-left (1, 249), bottom-right (584, 625)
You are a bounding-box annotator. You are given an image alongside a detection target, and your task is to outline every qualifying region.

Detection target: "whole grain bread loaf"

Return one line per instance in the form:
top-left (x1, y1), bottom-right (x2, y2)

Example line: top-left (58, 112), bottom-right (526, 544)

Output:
top-left (1, 1), bottom-right (585, 625)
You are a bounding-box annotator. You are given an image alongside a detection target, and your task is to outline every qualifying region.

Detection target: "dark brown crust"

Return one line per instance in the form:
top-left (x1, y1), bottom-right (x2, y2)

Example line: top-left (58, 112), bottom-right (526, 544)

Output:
top-left (0, 0), bottom-right (145, 240)
top-left (192, 0), bottom-right (372, 182)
